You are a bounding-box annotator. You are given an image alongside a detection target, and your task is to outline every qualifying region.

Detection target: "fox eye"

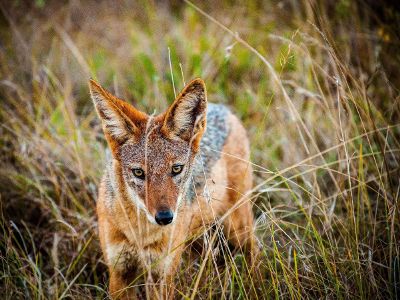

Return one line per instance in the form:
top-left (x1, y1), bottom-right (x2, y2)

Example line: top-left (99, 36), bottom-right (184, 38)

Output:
top-left (132, 168), bottom-right (145, 179)
top-left (171, 164), bottom-right (184, 176)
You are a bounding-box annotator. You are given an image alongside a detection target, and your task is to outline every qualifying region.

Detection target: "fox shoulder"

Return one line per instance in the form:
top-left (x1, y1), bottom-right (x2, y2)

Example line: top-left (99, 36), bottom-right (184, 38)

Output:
top-left (185, 103), bottom-right (232, 199)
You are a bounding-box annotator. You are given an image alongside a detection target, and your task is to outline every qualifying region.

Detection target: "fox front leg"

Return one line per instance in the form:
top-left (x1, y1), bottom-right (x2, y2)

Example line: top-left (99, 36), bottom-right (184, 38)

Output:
top-left (147, 248), bottom-right (185, 300)
top-left (145, 275), bottom-right (176, 300)
top-left (109, 270), bottom-right (138, 300)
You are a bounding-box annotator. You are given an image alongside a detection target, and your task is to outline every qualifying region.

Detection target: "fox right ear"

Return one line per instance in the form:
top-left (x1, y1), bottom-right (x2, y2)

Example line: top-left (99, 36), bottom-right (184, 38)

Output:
top-left (161, 78), bottom-right (207, 151)
top-left (89, 80), bottom-right (146, 148)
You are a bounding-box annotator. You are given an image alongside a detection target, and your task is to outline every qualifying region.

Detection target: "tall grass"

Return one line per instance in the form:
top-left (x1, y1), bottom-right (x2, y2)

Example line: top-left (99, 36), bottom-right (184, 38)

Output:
top-left (0, 1), bottom-right (399, 299)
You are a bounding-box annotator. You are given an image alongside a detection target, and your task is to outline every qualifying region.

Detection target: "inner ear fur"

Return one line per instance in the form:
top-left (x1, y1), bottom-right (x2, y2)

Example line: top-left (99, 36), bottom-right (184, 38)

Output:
top-left (161, 78), bottom-right (207, 150)
top-left (89, 79), bottom-right (147, 150)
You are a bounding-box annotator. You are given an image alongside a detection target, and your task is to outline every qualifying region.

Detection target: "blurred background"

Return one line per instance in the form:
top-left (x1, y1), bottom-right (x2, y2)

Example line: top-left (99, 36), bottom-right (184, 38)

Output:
top-left (0, 0), bottom-right (399, 298)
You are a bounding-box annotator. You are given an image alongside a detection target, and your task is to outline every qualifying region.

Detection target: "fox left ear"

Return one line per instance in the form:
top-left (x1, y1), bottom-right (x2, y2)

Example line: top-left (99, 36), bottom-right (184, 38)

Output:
top-left (89, 79), bottom-right (147, 153)
top-left (162, 78), bottom-right (207, 151)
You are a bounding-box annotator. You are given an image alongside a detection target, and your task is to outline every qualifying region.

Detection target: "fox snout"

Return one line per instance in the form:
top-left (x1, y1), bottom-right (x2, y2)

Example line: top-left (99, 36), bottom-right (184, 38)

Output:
top-left (146, 185), bottom-right (179, 225)
top-left (155, 210), bottom-right (174, 225)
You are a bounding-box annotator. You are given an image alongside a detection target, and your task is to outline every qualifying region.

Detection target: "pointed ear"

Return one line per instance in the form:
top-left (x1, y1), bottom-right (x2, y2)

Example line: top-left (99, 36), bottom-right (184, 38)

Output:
top-left (161, 78), bottom-right (207, 151)
top-left (89, 80), bottom-right (146, 150)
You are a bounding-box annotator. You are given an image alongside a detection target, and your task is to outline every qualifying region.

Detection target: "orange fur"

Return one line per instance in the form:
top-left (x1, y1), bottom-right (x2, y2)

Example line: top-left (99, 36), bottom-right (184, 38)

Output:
top-left (91, 78), bottom-right (258, 299)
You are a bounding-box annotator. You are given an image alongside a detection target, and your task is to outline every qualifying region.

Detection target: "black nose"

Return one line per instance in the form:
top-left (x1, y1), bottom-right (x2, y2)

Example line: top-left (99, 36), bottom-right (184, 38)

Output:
top-left (155, 210), bottom-right (174, 225)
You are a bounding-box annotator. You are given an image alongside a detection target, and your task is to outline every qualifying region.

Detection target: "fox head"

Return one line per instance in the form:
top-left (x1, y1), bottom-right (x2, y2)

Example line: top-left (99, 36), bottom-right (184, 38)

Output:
top-left (90, 79), bottom-right (207, 225)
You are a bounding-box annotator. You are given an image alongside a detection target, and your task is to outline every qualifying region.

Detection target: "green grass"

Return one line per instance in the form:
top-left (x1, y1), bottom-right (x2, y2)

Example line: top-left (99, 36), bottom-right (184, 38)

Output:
top-left (1, 1), bottom-right (399, 299)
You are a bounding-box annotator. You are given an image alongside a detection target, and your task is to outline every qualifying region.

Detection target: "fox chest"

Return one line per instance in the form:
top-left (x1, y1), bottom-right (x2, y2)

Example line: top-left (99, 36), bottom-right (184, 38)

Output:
top-left (106, 229), bottom-right (175, 274)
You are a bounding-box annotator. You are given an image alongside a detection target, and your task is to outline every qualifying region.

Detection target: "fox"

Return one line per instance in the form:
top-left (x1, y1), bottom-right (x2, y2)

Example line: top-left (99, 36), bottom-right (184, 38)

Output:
top-left (89, 78), bottom-right (259, 299)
